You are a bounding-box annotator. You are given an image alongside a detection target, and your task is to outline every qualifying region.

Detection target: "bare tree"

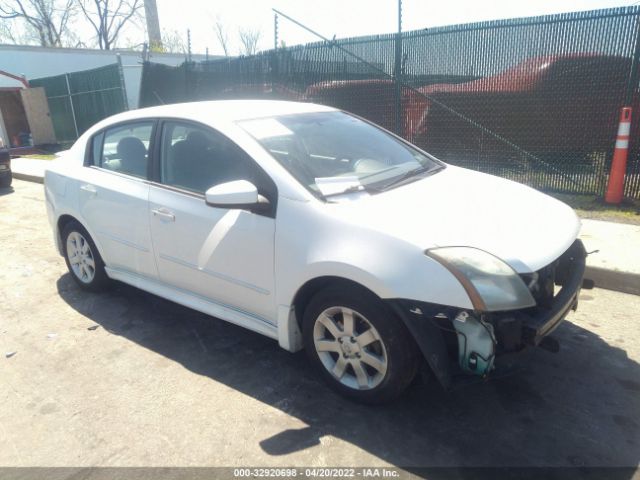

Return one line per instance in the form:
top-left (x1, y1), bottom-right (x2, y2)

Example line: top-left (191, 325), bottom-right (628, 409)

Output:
top-left (159, 28), bottom-right (186, 54)
top-left (0, 0), bottom-right (76, 47)
top-left (77, 0), bottom-right (143, 50)
top-left (238, 26), bottom-right (260, 56)
top-left (0, 17), bottom-right (26, 43)
top-left (213, 17), bottom-right (229, 57)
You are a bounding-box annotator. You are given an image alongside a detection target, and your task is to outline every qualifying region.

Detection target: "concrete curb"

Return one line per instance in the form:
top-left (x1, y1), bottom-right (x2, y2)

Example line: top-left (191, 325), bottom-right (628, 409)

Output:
top-left (10, 171), bottom-right (640, 297)
top-left (12, 171), bottom-right (44, 184)
top-left (584, 266), bottom-right (640, 296)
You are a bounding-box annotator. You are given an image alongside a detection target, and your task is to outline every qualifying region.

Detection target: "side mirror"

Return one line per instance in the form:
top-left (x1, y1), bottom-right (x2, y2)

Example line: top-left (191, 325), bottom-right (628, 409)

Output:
top-left (205, 180), bottom-right (269, 211)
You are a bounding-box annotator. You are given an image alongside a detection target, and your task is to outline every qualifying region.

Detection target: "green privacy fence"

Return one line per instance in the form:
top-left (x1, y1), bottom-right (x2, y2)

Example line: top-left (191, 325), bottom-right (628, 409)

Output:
top-left (31, 63), bottom-right (128, 142)
top-left (143, 7), bottom-right (640, 199)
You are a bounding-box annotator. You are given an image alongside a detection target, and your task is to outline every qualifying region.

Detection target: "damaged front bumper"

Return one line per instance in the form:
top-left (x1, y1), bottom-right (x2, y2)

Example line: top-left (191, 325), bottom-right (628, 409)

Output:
top-left (387, 239), bottom-right (588, 389)
top-left (497, 238), bottom-right (587, 348)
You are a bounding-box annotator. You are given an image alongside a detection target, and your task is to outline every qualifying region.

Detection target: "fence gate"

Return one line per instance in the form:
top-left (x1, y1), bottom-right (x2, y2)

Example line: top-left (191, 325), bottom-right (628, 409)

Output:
top-left (31, 63), bottom-right (128, 143)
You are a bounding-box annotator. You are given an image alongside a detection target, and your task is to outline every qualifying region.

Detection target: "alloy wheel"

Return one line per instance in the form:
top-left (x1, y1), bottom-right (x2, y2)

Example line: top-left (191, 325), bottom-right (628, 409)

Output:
top-left (313, 306), bottom-right (388, 390)
top-left (66, 231), bottom-right (96, 284)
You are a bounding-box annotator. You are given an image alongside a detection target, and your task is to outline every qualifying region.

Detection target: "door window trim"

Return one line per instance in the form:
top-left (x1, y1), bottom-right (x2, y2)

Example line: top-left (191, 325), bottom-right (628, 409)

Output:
top-left (84, 119), bottom-right (158, 181)
top-left (150, 117), bottom-right (278, 218)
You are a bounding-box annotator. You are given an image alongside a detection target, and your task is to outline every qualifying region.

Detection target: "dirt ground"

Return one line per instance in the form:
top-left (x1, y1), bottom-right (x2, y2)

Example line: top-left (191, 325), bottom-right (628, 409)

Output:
top-left (1, 179), bottom-right (640, 472)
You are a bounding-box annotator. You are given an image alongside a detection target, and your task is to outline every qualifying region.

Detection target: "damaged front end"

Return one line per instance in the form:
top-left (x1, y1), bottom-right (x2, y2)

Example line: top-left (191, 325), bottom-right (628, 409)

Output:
top-left (387, 239), bottom-right (589, 389)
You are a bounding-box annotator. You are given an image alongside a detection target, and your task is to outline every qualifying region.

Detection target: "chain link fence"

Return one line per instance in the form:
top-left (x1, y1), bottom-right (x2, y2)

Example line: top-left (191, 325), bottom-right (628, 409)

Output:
top-left (140, 6), bottom-right (640, 199)
top-left (31, 63), bottom-right (128, 142)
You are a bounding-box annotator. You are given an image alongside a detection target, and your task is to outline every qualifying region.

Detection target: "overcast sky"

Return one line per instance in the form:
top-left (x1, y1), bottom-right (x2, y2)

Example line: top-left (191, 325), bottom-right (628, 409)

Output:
top-left (149, 0), bottom-right (637, 56)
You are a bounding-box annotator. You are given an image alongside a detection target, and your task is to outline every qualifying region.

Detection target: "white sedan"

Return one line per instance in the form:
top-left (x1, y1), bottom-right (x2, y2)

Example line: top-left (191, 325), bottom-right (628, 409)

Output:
top-left (45, 100), bottom-right (588, 403)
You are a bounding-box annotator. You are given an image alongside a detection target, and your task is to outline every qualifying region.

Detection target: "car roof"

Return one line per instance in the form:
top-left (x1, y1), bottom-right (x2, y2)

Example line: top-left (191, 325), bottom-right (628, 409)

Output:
top-left (101, 100), bottom-right (337, 126)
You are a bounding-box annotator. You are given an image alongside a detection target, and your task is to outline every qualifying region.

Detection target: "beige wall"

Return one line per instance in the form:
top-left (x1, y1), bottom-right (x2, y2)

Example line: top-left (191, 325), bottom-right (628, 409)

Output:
top-left (20, 87), bottom-right (56, 145)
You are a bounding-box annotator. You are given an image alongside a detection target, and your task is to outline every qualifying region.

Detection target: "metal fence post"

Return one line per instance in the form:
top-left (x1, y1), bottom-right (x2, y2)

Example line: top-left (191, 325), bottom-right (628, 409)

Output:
top-left (65, 73), bottom-right (79, 140)
top-left (184, 61), bottom-right (191, 102)
top-left (116, 54), bottom-right (129, 110)
top-left (271, 50), bottom-right (278, 94)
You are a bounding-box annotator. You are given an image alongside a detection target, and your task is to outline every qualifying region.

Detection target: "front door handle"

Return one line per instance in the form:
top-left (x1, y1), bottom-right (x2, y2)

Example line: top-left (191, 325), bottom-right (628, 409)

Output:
top-left (80, 184), bottom-right (97, 196)
top-left (151, 207), bottom-right (175, 222)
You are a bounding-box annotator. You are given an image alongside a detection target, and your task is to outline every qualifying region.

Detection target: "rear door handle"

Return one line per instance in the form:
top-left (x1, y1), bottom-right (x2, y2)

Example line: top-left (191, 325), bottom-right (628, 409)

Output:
top-left (151, 207), bottom-right (175, 222)
top-left (80, 184), bottom-right (97, 196)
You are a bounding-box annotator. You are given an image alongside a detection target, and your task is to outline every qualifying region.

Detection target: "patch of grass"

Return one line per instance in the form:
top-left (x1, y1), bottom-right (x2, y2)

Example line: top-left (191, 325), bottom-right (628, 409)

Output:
top-left (22, 154), bottom-right (57, 161)
top-left (548, 193), bottom-right (640, 225)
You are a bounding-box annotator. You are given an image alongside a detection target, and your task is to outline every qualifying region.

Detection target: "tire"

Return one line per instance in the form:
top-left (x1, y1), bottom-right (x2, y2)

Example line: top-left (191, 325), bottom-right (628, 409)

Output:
top-left (302, 284), bottom-right (420, 404)
top-left (61, 221), bottom-right (110, 292)
top-left (0, 174), bottom-right (11, 188)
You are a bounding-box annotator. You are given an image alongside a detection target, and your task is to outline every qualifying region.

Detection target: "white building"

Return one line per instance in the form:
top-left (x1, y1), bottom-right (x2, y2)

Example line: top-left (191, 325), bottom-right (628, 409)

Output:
top-left (0, 44), bottom-right (214, 109)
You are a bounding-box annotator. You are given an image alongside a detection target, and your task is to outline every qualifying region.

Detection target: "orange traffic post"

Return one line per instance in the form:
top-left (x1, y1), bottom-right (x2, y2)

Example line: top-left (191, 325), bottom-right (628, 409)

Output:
top-left (605, 106), bottom-right (632, 204)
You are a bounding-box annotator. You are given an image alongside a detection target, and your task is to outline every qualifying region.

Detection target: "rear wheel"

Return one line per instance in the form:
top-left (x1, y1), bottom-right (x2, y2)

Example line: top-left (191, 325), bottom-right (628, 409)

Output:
top-left (62, 221), bottom-right (110, 291)
top-left (303, 284), bottom-right (420, 404)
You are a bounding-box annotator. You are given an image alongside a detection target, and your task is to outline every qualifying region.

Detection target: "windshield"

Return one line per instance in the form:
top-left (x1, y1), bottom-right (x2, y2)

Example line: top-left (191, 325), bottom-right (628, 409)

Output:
top-left (238, 111), bottom-right (444, 198)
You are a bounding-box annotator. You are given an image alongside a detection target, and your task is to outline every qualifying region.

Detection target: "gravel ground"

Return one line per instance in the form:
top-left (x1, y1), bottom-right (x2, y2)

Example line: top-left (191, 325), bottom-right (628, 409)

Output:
top-left (1, 179), bottom-right (639, 472)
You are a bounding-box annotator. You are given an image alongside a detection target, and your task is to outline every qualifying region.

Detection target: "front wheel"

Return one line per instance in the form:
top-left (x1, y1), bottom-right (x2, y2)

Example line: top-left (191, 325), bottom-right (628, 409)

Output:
top-left (303, 285), bottom-right (420, 404)
top-left (62, 221), bottom-right (110, 292)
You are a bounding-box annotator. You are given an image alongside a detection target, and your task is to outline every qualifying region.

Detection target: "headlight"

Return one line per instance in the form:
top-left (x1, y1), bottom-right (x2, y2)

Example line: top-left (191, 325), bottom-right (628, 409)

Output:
top-left (426, 247), bottom-right (536, 311)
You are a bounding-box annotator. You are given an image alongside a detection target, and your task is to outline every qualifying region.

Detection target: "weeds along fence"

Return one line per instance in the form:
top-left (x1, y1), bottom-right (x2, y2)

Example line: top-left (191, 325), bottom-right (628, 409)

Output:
top-left (31, 63), bottom-right (128, 143)
top-left (140, 7), bottom-right (640, 199)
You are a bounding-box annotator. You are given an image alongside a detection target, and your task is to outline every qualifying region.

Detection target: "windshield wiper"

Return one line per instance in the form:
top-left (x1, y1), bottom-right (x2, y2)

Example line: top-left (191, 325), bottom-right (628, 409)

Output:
top-left (378, 164), bottom-right (444, 191)
top-left (322, 184), bottom-right (382, 198)
top-left (321, 164), bottom-right (443, 199)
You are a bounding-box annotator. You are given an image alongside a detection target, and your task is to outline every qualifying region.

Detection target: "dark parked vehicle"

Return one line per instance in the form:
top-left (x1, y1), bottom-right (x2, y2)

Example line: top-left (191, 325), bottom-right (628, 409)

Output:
top-left (0, 148), bottom-right (11, 188)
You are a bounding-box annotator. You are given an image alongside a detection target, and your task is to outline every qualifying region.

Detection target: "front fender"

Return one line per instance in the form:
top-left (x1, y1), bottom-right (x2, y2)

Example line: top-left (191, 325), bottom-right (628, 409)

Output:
top-left (274, 197), bottom-right (473, 354)
top-left (386, 299), bottom-right (455, 389)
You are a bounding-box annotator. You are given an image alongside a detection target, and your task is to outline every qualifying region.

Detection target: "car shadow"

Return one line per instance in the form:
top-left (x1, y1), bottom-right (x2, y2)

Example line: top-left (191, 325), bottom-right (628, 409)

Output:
top-left (56, 274), bottom-right (640, 471)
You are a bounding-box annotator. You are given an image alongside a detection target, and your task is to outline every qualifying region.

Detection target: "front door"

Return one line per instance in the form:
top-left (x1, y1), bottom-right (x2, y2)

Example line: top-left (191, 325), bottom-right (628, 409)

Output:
top-left (148, 120), bottom-right (277, 322)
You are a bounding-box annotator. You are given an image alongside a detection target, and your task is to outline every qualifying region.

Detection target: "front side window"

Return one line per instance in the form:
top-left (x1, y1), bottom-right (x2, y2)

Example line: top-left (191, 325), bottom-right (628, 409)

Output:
top-left (238, 111), bottom-right (444, 198)
top-left (93, 122), bottom-right (153, 179)
top-left (160, 121), bottom-right (258, 194)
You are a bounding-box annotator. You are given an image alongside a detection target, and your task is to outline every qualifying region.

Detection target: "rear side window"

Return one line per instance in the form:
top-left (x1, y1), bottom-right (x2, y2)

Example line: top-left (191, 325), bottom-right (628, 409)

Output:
top-left (90, 122), bottom-right (154, 179)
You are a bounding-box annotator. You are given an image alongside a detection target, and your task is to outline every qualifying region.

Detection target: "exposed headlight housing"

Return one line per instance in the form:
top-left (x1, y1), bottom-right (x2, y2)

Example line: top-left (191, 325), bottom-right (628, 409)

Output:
top-left (426, 247), bottom-right (536, 312)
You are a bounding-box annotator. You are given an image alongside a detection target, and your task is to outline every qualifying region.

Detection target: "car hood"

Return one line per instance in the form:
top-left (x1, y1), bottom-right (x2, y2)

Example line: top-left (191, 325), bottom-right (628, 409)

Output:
top-left (325, 165), bottom-right (581, 273)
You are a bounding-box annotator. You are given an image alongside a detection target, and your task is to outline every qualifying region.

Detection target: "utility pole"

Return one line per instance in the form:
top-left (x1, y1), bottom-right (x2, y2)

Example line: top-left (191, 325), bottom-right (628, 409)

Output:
top-left (144, 0), bottom-right (163, 51)
top-left (274, 13), bottom-right (279, 50)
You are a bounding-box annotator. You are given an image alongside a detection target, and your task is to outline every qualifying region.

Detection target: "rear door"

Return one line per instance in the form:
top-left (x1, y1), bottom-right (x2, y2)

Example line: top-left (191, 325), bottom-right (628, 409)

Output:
top-left (79, 120), bottom-right (158, 279)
